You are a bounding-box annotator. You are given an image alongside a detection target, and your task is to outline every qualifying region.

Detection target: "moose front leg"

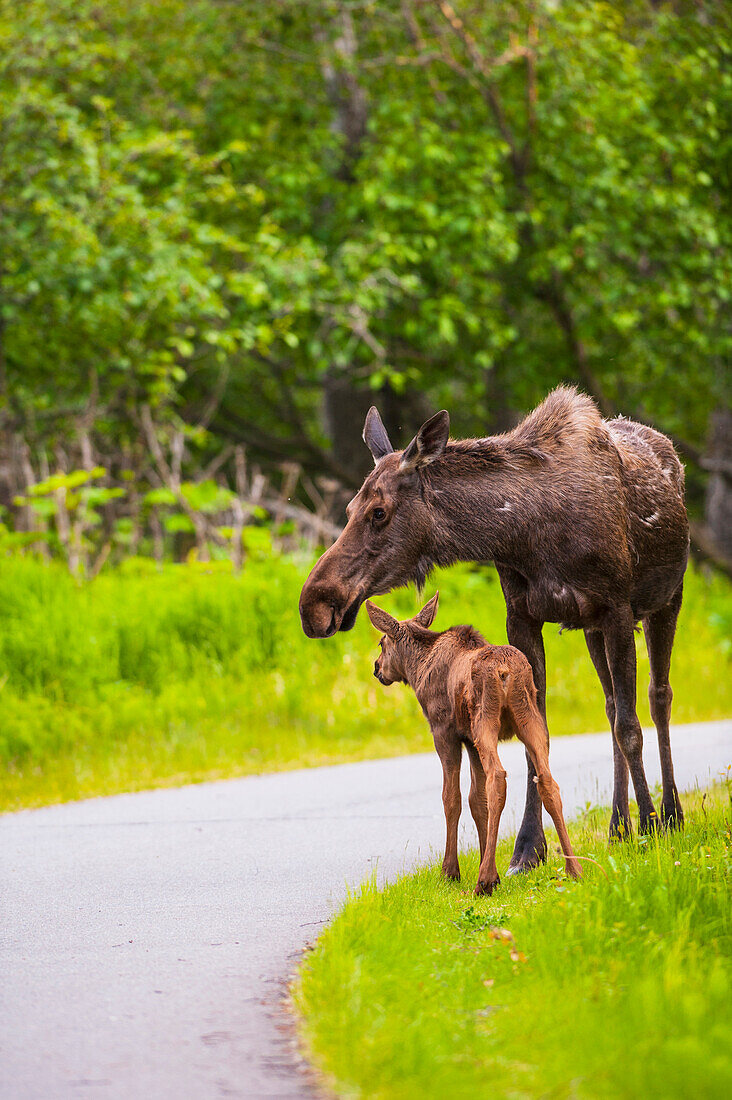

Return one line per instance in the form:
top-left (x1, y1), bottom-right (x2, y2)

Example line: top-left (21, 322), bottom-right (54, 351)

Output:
top-left (603, 608), bottom-right (659, 833)
top-left (503, 606), bottom-right (548, 874)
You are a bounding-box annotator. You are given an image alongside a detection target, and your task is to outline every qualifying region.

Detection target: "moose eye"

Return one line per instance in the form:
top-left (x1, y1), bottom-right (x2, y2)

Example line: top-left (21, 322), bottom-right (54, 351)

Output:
top-left (372, 507), bottom-right (386, 522)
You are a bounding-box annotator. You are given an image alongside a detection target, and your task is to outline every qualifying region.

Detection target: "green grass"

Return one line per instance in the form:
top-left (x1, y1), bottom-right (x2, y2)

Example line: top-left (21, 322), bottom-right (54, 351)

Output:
top-left (1, 551), bottom-right (730, 812)
top-left (295, 783), bottom-right (732, 1100)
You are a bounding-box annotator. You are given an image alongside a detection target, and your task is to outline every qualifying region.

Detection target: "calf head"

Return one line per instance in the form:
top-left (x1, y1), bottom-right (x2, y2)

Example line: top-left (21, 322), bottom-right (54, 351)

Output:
top-left (367, 593), bottom-right (439, 685)
top-left (299, 407), bottom-right (449, 638)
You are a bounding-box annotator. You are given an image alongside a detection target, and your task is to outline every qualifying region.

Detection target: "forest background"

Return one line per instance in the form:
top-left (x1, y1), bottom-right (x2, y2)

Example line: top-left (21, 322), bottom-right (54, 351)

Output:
top-left (0, 0), bottom-right (730, 810)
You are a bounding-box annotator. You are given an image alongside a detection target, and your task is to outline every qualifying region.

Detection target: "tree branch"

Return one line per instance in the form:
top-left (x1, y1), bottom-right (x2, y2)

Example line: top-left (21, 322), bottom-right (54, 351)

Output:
top-left (433, 1), bottom-right (527, 179)
top-left (532, 276), bottom-right (617, 418)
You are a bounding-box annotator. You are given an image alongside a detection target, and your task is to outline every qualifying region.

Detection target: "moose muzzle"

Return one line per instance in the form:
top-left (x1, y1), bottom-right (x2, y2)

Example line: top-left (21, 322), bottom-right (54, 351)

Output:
top-left (299, 567), bottom-right (364, 637)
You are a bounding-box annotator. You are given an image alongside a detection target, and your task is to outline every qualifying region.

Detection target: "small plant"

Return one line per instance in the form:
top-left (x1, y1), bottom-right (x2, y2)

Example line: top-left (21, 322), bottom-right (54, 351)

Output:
top-left (14, 467), bottom-right (124, 577)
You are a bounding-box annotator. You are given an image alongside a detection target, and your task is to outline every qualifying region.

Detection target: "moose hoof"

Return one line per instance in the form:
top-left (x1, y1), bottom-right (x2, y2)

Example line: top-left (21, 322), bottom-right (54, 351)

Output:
top-left (639, 810), bottom-right (662, 835)
top-left (441, 865), bottom-right (461, 883)
top-left (475, 876), bottom-right (500, 897)
top-left (507, 831), bottom-right (546, 875)
top-left (661, 799), bottom-right (684, 831)
top-left (608, 813), bottom-right (633, 843)
top-left (506, 848), bottom-right (546, 875)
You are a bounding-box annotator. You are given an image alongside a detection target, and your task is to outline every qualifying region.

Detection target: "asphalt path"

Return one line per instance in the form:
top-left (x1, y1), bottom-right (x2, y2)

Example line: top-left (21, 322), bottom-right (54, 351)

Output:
top-left (1, 720), bottom-right (730, 1100)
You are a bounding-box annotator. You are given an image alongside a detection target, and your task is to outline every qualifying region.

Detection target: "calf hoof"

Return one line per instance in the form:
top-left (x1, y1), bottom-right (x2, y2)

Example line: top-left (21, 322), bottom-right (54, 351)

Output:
top-left (441, 863), bottom-right (461, 882)
top-left (661, 796), bottom-right (684, 831)
top-left (475, 876), bottom-right (500, 896)
top-left (507, 830), bottom-right (547, 875)
top-left (566, 859), bottom-right (583, 880)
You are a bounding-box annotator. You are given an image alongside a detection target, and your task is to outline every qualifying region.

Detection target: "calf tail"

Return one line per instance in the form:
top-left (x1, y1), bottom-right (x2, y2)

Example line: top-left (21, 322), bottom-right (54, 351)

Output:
top-left (495, 664), bottom-right (513, 703)
top-left (471, 660), bottom-right (514, 729)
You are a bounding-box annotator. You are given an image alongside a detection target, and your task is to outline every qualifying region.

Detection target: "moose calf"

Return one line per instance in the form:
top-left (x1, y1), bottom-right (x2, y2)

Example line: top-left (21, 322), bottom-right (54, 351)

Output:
top-left (367, 594), bottom-right (582, 895)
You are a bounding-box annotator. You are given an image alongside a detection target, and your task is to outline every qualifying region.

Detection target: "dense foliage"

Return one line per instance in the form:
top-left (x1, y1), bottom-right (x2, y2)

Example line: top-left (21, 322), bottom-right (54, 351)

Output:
top-left (1, 0), bottom-right (730, 497)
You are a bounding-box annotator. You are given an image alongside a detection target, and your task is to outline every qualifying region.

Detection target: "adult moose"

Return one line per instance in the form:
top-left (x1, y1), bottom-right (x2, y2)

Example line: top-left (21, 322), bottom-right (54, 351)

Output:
top-left (299, 387), bottom-right (689, 872)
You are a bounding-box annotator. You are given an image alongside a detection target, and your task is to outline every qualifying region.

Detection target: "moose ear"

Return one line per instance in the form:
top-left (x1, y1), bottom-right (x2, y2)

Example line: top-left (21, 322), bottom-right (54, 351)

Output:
top-left (363, 406), bottom-right (394, 464)
top-left (366, 600), bottom-right (400, 639)
top-left (400, 410), bottom-right (449, 472)
top-left (414, 591), bottom-right (439, 629)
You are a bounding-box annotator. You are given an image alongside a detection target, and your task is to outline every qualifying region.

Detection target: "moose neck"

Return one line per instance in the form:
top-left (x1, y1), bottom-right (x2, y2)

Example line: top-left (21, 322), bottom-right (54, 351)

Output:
top-left (397, 631), bottom-right (440, 700)
top-left (423, 453), bottom-right (543, 568)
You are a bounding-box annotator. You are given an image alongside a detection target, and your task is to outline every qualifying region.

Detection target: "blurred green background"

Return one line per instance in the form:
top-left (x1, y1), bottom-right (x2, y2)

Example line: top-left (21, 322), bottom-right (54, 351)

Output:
top-left (0, 1), bottom-right (730, 809)
top-left (1, 556), bottom-right (730, 811)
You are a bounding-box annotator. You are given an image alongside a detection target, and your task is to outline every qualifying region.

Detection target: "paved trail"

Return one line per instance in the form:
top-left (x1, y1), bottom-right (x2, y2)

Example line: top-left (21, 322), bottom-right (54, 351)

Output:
top-left (1, 721), bottom-right (730, 1100)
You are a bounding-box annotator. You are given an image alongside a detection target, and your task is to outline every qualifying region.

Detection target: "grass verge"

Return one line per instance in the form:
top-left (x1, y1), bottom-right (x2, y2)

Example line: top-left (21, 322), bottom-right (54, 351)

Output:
top-left (1, 552), bottom-right (730, 812)
top-left (295, 782), bottom-right (732, 1100)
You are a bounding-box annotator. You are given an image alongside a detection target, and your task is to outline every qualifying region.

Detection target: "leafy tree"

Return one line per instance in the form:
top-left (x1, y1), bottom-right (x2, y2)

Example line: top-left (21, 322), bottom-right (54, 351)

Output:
top-left (1, 0), bottom-right (729, 531)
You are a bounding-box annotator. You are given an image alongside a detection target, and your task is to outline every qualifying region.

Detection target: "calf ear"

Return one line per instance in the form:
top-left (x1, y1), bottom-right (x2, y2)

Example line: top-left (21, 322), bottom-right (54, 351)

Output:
top-left (414, 591), bottom-right (439, 628)
top-left (366, 600), bottom-right (400, 639)
top-left (400, 410), bottom-right (449, 472)
top-left (363, 406), bottom-right (394, 464)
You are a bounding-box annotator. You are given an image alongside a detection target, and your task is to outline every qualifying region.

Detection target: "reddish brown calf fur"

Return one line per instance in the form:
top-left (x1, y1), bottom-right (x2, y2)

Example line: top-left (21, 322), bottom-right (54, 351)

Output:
top-left (367, 594), bottom-right (581, 895)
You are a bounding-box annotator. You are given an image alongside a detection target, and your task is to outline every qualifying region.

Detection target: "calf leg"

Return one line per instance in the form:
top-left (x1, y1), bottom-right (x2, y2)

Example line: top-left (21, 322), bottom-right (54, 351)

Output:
top-left (603, 608), bottom-right (659, 833)
top-left (465, 742), bottom-right (488, 859)
top-left (585, 628), bottom-right (631, 840)
top-left (437, 737), bottom-right (463, 881)
top-left (504, 607), bottom-right (547, 874)
top-left (642, 584), bottom-right (684, 829)
top-left (473, 725), bottom-right (507, 896)
top-left (521, 712), bottom-right (582, 879)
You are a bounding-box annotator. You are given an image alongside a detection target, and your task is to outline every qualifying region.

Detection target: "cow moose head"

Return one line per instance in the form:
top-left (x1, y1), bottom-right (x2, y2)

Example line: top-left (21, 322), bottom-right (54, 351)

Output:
top-left (298, 408), bottom-right (449, 638)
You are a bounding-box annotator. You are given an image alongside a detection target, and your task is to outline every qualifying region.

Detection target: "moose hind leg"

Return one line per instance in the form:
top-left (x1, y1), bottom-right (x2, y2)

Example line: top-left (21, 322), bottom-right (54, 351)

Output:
top-left (643, 585), bottom-right (684, 829)
top-left (585, 628), bottom-right (631, 841)
top-left (522, 715), bottom-right (582, 879)
top-left (604, 609), bottom-right (659, 833)
top-left (475, 749), bottom-right (507, 896)
top-left (504, 611), bottom-right (547, 874)
top-left (466, 742), bottom-right (488, 859)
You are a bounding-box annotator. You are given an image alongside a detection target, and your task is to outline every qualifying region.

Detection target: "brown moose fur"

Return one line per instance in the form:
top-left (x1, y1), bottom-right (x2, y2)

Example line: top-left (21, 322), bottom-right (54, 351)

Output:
top-left (300, 387), bottom-right (689, 871)
top-left (367, 593), bottom-right (582, 894)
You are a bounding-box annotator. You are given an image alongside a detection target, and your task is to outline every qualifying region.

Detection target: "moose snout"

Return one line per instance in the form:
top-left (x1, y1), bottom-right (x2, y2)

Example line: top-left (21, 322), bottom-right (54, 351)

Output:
top-left (298, 575), bottom-right (345, 637)
top-left (300, 538), bottom-right (366, 637)
top-left (299, 578), bottom-right (363, 638)
top-left (373, 662), bottom-right (391, 685)
top-left (299, 596), bottom-right (338, 639)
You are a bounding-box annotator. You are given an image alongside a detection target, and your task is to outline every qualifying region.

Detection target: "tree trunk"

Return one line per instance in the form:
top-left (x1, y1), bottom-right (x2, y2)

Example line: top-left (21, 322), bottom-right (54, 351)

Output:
top-left (704, 405), bottom-right (732, 558)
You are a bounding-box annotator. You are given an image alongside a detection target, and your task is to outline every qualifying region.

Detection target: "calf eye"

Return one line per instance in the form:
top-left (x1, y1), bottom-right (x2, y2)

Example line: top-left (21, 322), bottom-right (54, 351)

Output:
top-left (373, 507), bottom-right (386, 522)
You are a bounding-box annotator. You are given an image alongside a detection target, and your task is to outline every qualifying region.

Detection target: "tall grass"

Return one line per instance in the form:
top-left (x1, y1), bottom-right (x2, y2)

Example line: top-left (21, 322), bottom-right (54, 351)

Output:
top-left (296, 784), bottom-right (732, 1099)
top-left (0, 552), bottom-right (730, 811)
